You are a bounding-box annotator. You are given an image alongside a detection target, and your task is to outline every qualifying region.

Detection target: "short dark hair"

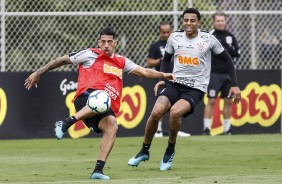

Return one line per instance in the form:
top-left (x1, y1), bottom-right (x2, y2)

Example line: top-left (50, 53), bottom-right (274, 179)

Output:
top-left (159, 21), bottom-right (171, 31)
top-left (100, 27), bottom-right (117, 39)
top-left (182, 8), bottom-right (201, 21)
top-left (212, 11), bottom-right (227, 21)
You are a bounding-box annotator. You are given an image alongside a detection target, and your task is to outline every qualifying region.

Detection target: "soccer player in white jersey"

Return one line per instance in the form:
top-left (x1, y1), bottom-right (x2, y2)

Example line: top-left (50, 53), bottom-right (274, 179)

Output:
top-left (147, 22), bottom-right (191, 138)
top-left (128, 8), bottom-right (241, 171)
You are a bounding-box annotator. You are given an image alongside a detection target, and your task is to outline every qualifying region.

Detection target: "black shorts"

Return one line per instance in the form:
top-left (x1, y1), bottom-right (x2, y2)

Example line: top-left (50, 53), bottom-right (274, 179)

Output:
top-left (159, 81), bottom-right (204, 117)
top-left (207, 73), bottom-right (231, 99)
top-left (74, 89), bottom-right (115, 133)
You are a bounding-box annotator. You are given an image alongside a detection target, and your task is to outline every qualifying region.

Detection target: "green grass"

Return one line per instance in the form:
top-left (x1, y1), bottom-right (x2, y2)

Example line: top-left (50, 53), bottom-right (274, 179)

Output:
top-left (1, 134), bottom-right (282, 184)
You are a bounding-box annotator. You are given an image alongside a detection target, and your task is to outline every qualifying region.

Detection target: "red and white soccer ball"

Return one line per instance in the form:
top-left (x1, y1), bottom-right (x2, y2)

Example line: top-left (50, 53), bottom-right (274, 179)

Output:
top-left (87, 90), bottom-right (111, 114)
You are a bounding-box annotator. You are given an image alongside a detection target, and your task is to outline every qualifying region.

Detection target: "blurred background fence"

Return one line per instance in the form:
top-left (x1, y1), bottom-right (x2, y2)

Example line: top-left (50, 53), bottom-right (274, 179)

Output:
top-left (0, 0), bottom-right (281, 72)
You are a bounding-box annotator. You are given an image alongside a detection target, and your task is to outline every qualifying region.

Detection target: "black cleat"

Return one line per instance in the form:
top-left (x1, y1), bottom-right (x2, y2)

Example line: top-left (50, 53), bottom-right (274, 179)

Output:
top-left (203, 128), bottom-right (210, 135)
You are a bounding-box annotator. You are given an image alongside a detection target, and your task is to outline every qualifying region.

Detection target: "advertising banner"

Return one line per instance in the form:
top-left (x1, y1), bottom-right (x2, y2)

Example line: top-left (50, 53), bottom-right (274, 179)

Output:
top-left (207, 70), bottom-right (281, 135)
top-left (0, 70), bottom-right (281, 139)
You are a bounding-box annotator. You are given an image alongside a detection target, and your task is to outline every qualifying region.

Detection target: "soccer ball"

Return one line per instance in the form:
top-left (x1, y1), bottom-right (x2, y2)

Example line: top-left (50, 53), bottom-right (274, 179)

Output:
top-left (87, 90), bottom-right (111, 114)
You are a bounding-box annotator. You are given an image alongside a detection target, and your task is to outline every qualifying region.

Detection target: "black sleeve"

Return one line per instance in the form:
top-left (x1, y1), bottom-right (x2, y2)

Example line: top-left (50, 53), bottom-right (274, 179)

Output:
top-left (217, 50), bottom-right (239, 86)
top-left (160, 52), bottom-right (173, 73)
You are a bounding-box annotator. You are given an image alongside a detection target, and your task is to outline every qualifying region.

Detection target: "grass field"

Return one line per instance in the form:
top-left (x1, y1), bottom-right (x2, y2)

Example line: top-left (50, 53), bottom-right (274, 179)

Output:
top-left (1, 134), bottom-right (282, 184)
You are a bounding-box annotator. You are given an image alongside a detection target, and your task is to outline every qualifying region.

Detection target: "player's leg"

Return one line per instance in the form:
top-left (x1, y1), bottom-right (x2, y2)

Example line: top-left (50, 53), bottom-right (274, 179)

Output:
top-left (221, 79), bottom-right (233, 134)
top-left (90, 115), bottom-right (117, 180)
top-left (154, 85), bottom-right (166, 138)
top-left (55, 93), bottom-right (97, 139)
top-left (128, 81), bottom-right (178, 167)
top-left (160, 99), bottom-right (191, 171)
top-left (203, 73), bottom-right (222, 135)
top-left (144, 96), bottom-right (171, 144)
top-left (160, 87), bottom-right (204, 170)
top-left (222, 98), bottom-right (232, 134)
top-left (168, 99), bottom-right (191, 142)
top-left (128, 95), bottom-right (171, 166)
top-left (97, 115), bottom-right (117, 161)
top-left (203, 98), bottom-right (216, 134)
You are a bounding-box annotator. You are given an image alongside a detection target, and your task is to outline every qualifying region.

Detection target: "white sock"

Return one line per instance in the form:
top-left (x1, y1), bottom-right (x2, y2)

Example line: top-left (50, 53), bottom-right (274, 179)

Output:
top-left (224, 119), bottom-right (231, 132)
top-left (204, 118), bottom-right (211, 130)
top-left (157, 121), bottom-right (162, 132)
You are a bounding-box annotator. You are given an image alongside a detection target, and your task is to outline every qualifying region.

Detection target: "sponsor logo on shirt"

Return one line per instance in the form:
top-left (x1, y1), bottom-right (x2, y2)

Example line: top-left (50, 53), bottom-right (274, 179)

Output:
top-left (176, 77), bottom-right (196, 87)
top-left (103, 64), bottom-right (123, 79)
top-left (105, 83), bottom-right (119, 100)
top-left (177, 55), bottom-right (199, 67)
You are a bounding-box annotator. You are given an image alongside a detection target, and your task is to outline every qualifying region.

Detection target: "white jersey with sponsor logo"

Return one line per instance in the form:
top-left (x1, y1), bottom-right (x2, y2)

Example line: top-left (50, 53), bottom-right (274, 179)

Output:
top-left (165, 29), bottom-right (224, 92)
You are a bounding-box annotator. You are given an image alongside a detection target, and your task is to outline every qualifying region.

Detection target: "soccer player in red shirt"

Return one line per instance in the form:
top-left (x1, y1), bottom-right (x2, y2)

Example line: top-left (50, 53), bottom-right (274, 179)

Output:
top-left (24, 27), bottom-right (175, 180)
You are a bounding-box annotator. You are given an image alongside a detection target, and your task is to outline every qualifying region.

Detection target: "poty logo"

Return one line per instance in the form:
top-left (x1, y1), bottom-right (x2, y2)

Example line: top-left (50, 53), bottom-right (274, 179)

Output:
top-left (232, 82), bottom-right (281, 127)
top-left (205, 82), bottom-right (282, 135)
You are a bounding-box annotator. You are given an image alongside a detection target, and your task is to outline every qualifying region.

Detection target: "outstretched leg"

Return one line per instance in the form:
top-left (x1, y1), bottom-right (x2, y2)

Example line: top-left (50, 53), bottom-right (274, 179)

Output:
top-left (90, 115), bottom-right (118, 180)
top-left (55, 105), bottom-right (97, 139)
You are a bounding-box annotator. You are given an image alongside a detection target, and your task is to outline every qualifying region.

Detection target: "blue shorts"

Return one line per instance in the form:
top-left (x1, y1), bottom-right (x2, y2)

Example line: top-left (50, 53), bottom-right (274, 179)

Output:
top-left (159, 81), bottom-right (204, 117)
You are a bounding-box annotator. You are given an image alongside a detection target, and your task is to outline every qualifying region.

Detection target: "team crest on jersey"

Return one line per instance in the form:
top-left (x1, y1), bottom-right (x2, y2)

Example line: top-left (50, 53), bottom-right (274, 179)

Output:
top-left (197, 43), bottom-right (205, 52)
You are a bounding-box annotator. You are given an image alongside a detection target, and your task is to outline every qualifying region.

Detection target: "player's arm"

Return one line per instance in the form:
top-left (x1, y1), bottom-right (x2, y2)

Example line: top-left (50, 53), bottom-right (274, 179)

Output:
top-left (151, 52), bottom-right (174, 94)
top-left (24, 55), bottom-right (72, 90)
top-left (212, 34), bottom-right (241, 103)
top-left (131, 66), bottom-right (175, 81)
top-left (217, 50), bottom-right (238, 85)
top-left (217, 50), bottom-right (241, 103)
top-left (35, 55), bottom-right (72, 76)
top-left (160, 52), bottom-right (173, 73)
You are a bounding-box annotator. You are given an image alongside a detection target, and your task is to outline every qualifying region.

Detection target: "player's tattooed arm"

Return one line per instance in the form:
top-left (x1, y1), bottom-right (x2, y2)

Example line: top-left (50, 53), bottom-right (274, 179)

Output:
top-left (24, 55), bottom-right (72, 90)
top-left (36, 55), bottom-right (72, 76)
